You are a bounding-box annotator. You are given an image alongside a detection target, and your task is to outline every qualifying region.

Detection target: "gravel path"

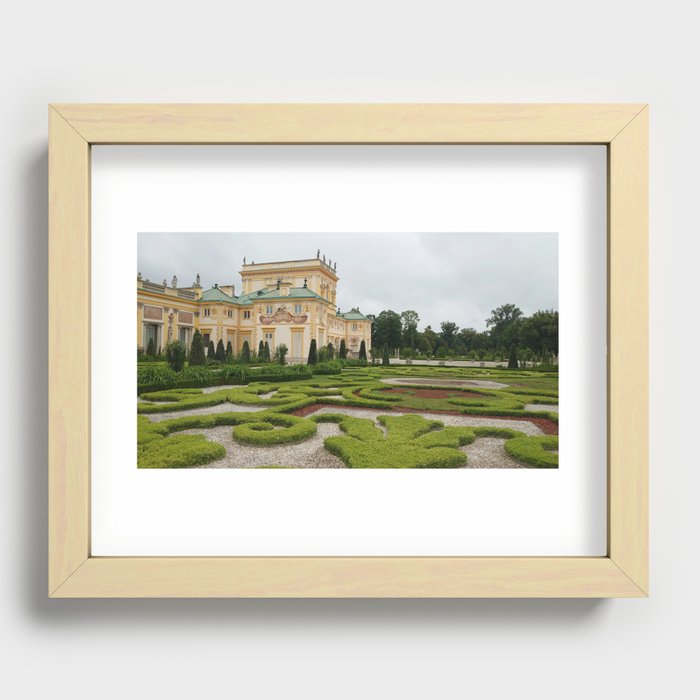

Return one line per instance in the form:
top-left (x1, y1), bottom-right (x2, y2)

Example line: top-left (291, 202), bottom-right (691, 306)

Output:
top-left (462, 437), bottom-right (526, 469)
top-left (525, 403), bottom-right (559, 413)
top-left (148, 402), bottom-right (543, 469)
top-left (183, 423), bottom-right (347, 469)
top-left (146, 402), bottom-right (267, 423)
top-left (380, 377), bottom-right (509, 390)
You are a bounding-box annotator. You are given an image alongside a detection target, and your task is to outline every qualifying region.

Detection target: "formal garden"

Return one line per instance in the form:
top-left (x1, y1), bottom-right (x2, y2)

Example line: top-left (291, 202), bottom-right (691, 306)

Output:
top-left (137, 352), bottom-right (559, 469)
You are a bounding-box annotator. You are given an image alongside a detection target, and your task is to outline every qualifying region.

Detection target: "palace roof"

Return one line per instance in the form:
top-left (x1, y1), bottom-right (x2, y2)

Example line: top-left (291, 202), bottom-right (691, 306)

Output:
top-left (199, 286), bottom-right (239, 304)
top-left (338, 310), bottom-right (370, 321)
top-left (200, 285), bottom-right (327, 306)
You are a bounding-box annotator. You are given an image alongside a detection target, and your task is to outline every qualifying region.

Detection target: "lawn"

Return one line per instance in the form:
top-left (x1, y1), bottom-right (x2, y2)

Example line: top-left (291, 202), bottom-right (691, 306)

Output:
top-left (137, 365), bottom-right (558, 469)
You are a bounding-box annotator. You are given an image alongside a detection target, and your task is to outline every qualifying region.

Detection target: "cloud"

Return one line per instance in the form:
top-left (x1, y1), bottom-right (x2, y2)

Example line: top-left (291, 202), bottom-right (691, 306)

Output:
top-left (138, 232), bottom-right (557, 331)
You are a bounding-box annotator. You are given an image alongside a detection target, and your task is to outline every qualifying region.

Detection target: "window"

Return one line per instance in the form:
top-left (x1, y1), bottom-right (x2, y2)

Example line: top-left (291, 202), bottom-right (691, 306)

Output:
top-left (294, 304), bottom-right (302, 314)
top-left (143, 323), bottom-right (159, 351)
top-left (203, 307), bottom-right (211, 317)
top-left (227, 309), bottom-right (233, 318)
top-left (352, 323), bottom-right (358, 331)
top-left (178, 327), bottom-right (191, 347)
top-left (202, 333), bottom-right (210, 346)
top-left (243, 310), bottom-right (251, 319)
top-left (264, 332), bottom-right (274, 343)
top-left (266, 305), bottom-right (273, 314)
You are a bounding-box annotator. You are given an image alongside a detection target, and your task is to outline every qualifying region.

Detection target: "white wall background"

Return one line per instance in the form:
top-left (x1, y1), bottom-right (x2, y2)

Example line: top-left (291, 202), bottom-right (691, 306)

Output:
top-left (0, 1), bottom-right (695, 698)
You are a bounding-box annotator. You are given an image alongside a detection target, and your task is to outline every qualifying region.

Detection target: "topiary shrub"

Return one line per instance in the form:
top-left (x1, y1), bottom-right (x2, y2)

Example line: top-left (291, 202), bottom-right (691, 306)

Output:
top-left (339, 339), bottom-right (347, 359)
top-left (508, 344), bottom-right (519, 369)
top-left (207, 340), bottom-right (216, 361)
top-left (164, 340), bottom-right (187, 372)
top-left (381, 344), bottom-right (390, 366)
top-left (359, 340), bottom-right (367, 361)
top-left (276, 343), bottom-right (288, 365)
top-left (264, 341), bottom-right (271, 361)
top-left (146, 338), bottom-right (156, 358)
top-left (258, 340), bottom-right (265, 361)
top-left (241, 341), bottom-right (251, 363)
top-left (307, 339), bottom-right (318, 365)
top-left (189, 329), bottom-right (206, 366)
top-left (216, 339), bottom-right (226, 363)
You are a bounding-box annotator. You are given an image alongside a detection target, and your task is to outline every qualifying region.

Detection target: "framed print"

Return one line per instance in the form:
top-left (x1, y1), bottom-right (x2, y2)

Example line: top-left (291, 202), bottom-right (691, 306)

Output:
top-left (48, 104), bottom-right (648, 597)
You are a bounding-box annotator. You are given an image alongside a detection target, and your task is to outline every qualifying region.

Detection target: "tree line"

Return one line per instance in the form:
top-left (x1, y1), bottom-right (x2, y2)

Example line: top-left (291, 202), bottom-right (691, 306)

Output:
top-left (366, 304), bottom-right (558, 363)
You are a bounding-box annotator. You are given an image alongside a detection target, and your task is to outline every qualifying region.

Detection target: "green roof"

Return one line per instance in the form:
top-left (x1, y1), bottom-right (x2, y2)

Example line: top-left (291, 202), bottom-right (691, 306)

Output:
top-left (339, 310), bottom-right (370, 321)
top-left (237, 287), bottom-right (325, 303)
top-left (198, 287), bottom-right (369, 318)
top-left (199, 287), bottom-right (239, 304)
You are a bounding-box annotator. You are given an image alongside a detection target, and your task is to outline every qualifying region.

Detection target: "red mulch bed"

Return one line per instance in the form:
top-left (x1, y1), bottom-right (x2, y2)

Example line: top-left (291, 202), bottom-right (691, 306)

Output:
top-left (290, 403), bottom-right (558, 435)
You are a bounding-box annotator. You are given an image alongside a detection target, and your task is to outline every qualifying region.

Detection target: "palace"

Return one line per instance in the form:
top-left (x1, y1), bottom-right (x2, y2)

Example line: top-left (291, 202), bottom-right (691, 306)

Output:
top-left (137, 254), bottom-right (372, 362)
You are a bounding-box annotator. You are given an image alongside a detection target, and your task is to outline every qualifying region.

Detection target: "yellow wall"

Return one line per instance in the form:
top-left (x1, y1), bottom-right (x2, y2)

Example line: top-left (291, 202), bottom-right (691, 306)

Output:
top-left (137, 258), bottom-right (371, 359)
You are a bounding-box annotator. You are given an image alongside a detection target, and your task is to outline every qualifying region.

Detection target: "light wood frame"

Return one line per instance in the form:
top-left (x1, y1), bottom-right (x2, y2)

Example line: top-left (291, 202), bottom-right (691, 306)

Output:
top-left (48, 104), bottom-right (648, 598)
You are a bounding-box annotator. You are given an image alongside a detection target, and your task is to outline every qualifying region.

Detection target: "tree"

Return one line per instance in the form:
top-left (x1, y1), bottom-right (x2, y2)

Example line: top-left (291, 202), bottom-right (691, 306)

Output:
top-left (508, 344), bottom-right (519, 369)
top-left (146, 338), bottom-right (156, 358)
top-left (215, 339), bottom-right (226, 363)
top-left (486, 304), bottom-right (523, 351)
top-left (339, 339), bottom-right (347, 359)
top-left (358, 340), bottom-right (367, 361)
top-left (276, 343), bottom-right (288, 365)
top-left (457, 327), bottom-right (478, 354)
top-left (189, 330), bottom-right (206, 366)
top-left (226, 340), bottom-right (233, 358)
top-left (519, 309), bottom-right (559, 357)
top-left (327, 343), bottom-right (335, 360)
top-left (207, 340), bottom-right (216, 361)
top-left (416, 334), bottom-right (432, 355)
top-left (258, 340), bottom-right (265, 360)
top-left (381, 344), bottom-right (390, 366)
top-left (440, 321), bottom-right (459, 350)
top-left (264, 341), bottom-right (271, 362)
top-left (307, 339), bottom-right (318, 365)
top-left (373, 310), bottom-right (403, 351)
top-left (400, 310), bottom-right (420, 348)
top-left (241, 340), bottom-right (251, 363)
top-left (165, 340), bottom-right (186, 372)
top-left (422, 325), bottom-right (439, 356)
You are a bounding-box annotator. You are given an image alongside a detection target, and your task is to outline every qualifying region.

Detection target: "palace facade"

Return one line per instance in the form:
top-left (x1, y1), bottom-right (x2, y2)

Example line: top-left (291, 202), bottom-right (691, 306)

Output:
top-left (137, 255), bottom-right (372, 362)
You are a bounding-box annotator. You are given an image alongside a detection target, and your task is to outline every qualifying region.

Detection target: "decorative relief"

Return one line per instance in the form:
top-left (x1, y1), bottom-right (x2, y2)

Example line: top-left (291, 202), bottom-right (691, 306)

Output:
top-left (143, 305), bottom-right (163, 321)
top-left (259, 306), bottom-right (308, 324)
top-left (178, 310), bottom-right (194, 325)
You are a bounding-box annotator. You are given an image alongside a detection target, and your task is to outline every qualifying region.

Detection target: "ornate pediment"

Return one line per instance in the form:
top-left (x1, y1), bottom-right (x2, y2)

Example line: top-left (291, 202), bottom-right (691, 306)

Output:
top-left (259, 306), bottom-right (308, 324)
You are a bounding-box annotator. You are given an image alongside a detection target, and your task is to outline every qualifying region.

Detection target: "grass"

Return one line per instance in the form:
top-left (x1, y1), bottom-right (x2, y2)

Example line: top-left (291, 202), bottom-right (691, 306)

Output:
top-left (136, 363), bottom-right (559, 468)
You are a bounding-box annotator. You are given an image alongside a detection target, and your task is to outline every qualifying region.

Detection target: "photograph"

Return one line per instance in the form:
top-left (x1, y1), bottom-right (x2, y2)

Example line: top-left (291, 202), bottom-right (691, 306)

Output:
top-left (136, 232), bottom-right (559, 469)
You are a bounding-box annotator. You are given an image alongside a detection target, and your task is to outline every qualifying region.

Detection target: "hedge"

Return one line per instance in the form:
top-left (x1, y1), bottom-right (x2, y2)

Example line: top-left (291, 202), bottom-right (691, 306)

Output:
top-left (231, 414), bottom-right (317, 445)
top-left (504, 435), bottom-right (559, 468)
top-left (138, 365), bottom-right (313, 394)
top-left (316, 413), bottom-right (468, 469)
top-left (138, 433), bottom-right (226, 469)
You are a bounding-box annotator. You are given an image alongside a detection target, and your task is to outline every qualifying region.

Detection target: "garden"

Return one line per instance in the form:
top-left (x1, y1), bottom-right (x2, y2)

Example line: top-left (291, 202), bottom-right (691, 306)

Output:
top-left (137, 362), bottom-right (559, 470)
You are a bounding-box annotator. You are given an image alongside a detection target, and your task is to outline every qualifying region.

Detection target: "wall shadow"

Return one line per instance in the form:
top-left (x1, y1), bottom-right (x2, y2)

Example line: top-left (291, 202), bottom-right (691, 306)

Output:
top-left (22, 144), bottom-right (606, 628)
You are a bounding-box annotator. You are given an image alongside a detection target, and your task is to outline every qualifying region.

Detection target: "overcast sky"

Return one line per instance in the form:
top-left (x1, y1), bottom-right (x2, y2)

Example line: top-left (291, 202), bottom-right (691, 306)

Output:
top-left (138, 232), bottom-right (557, 332)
